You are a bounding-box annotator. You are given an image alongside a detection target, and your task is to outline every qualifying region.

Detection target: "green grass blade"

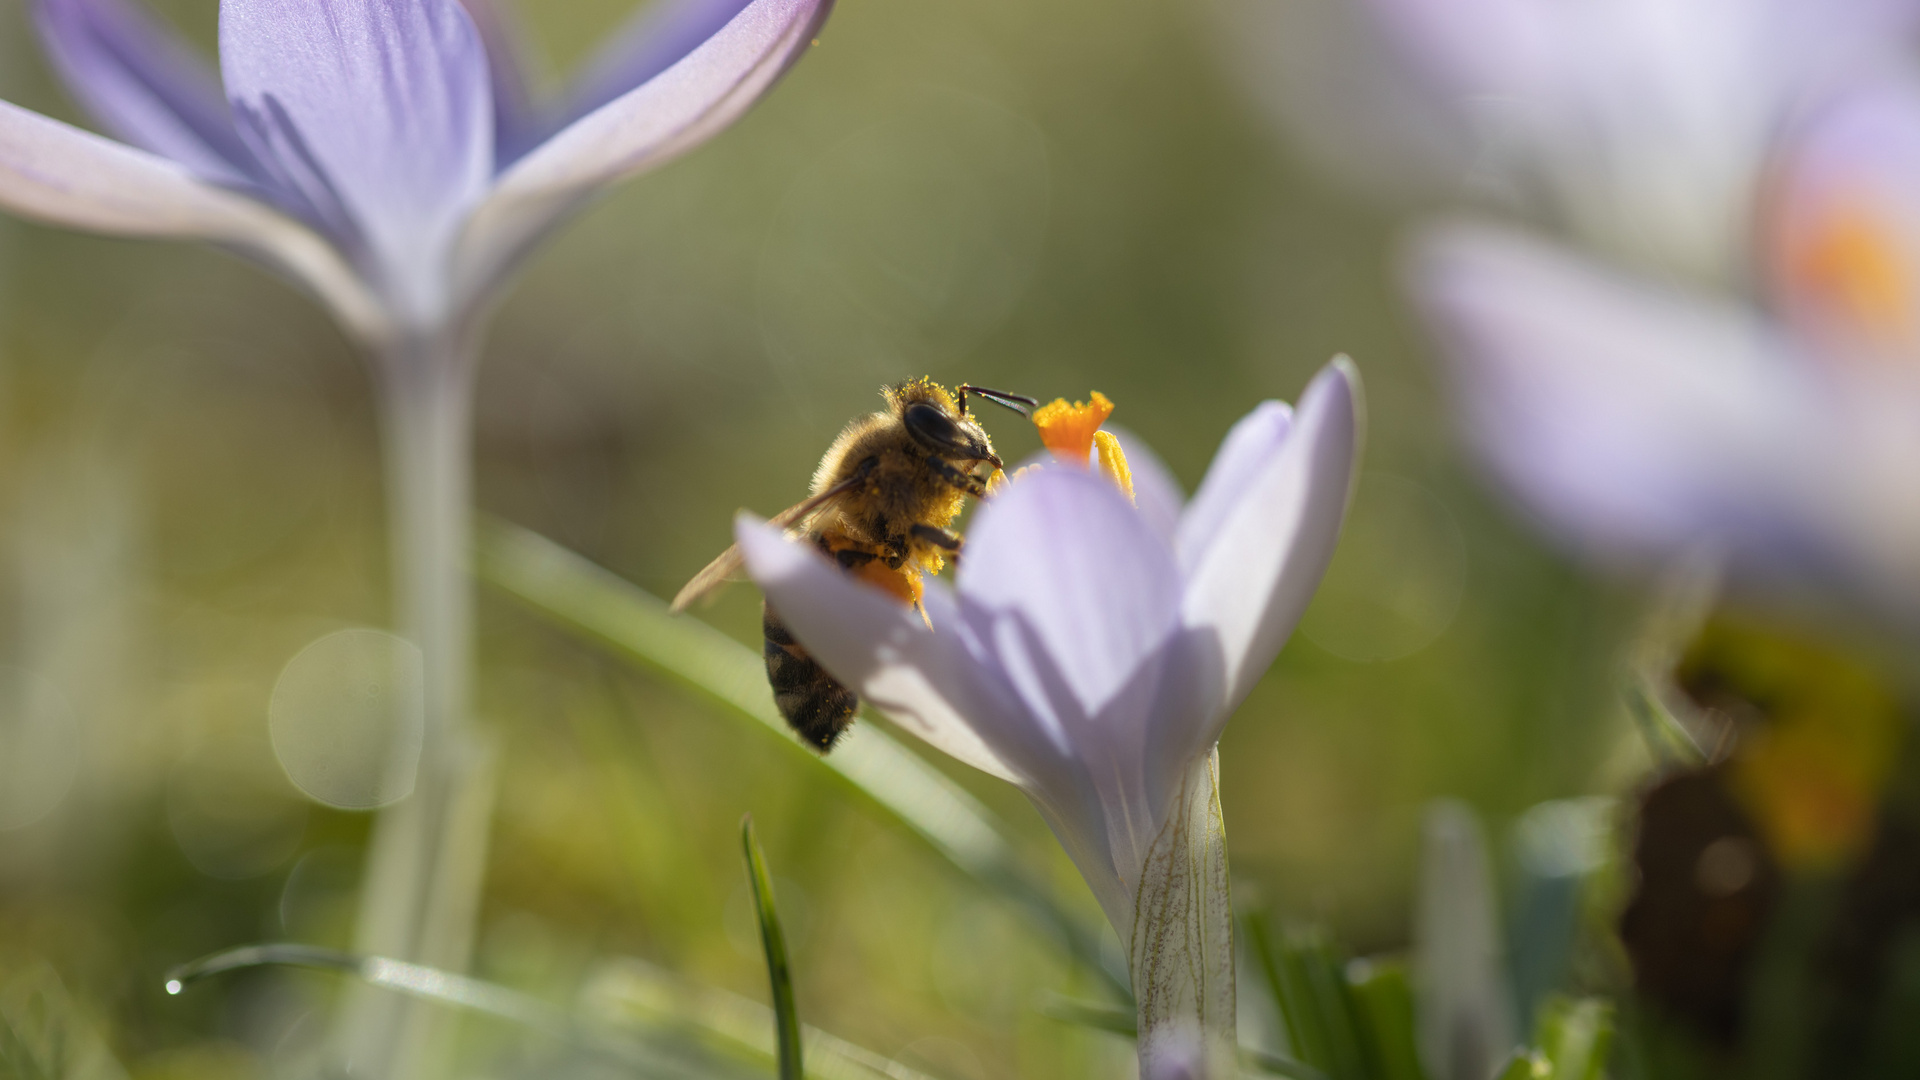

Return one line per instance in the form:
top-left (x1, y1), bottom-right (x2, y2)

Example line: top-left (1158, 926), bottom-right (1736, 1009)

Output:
top-left (475, 517), bottom-right (1128, 998)
top-left (1244, 912), bottom-right (1331, 1072)
top-left (167, 943), bottom-right (572, 1035)
top-left (1346, 959), bottom-right (1427, 1080)
top-left (743, 816), bottom-right (804, 1080)
top-left (1494, 1049), bottom-right (1547, 1080)
top-left (168, 943), bottom-right (939, 1079)
top-left (1241, 1046), bottom-right (1337, 1080)
top-left (1535, 997), bottom-right (1613, 1080)
top-left (1619, 675), bottom-right (1706, 767)
top-left (0, 962), bottom-right (130, 1080)
top-left (1297, 931), bottom-right (1369, 1080)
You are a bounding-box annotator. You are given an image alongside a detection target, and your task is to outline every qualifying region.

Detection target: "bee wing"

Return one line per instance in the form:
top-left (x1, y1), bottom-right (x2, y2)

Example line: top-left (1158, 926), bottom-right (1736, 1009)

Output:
top-left (668, 476), bottom-right (862, 613)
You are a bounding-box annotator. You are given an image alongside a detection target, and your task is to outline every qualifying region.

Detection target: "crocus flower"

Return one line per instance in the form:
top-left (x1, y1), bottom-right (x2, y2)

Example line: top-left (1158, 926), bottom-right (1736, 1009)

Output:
top-left (1, 2), bottom-right (831, 1075)
top-left (1410, 76), bottom-right (1920, 620)
top-left (1216, 0), bottom-right (1916, 282)
top-left (736, 361), bottom-right (1362, 1077)
top-left (8, 0), bottom-right (832, 345)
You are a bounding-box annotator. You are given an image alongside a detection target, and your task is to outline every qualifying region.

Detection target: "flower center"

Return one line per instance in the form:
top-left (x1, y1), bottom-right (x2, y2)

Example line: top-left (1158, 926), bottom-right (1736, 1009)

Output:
top-left (1031, 392), bottom-right (1134, 502)
top-left (1782, 198), bottom-right (1920, 361)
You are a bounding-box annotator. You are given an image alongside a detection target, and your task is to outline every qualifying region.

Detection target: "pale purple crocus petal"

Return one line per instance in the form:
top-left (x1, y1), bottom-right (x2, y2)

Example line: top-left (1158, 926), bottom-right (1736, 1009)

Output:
top-left (961, 469), bottom-right (1184, 722)
top-left (563, 0), bottom-right (757, 126)
top-left (1180, 360), bottom-right (1360, 725)
top-left (732, 516), bottom-right (1023, 785)
top-left (955, 467), bottom-right (1194, 923)
top-left (1106, 426), bottom-right (1185, 546)
top-left (221, 0), bottom-right (494, 319)
top-left (0, 98), bottom-right (384, 335)
top-left (1410, 221), bottom-right (1830, 578)
top-left (1765, 73), bottom-right (1920, 370)
top-left (33, 0), bottom-right (259, 185)
top-left (455, 0), bottom-right (831, 306)
top-left (456, 0), bottom-right (542, 165)
top-left (1176, 401), bottom-right (1292, 576)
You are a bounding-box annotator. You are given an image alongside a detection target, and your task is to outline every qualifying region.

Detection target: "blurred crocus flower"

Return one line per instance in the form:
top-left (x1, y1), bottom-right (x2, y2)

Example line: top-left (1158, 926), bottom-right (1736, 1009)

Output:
top-left (6, 0), bottom-right (831, 345)
top-left (2, 2), bottom-right (832, 1076)
top-left (1218, 0), bottom-right (1914, 281)
top-left (1412, 77), bottom-right (1920, 618)
top-left (737, 361), bottom-right (1361, 1077)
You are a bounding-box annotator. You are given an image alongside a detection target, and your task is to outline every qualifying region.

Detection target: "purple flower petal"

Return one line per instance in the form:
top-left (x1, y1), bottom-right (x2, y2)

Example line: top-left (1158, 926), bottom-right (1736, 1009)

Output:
top-left (33, 0), bottom-right (259, 185)
top-left (0, 99), bottom-right (383, 335)
top-left (456, 0), bottom-right (831, 306)
top-left (1180, 360), bottom-right (1360, 726)
top-left (456, 0), bottom-right (542, 165)
top-left (960, 467), bottom-right (1184, 723)
top-left (220, 0), bottom-right (493, 315)
top-left (1106, 425), bottom-right (1185, 546)
top-left (1176, 400), bottom-right (1292, 576)
top-left (733, 516), bottom-right (1023, 784)
top-left (1766, 73), bottom-right (1920, 370)
top-left (562, 0), bottom-right (757, 129)
top-left (1409, 222), bottom-right (1829, 581)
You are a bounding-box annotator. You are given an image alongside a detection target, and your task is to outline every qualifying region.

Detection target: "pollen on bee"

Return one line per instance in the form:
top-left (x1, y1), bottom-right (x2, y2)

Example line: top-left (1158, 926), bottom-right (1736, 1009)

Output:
top-left (852, 560), bottom-right (923, 608)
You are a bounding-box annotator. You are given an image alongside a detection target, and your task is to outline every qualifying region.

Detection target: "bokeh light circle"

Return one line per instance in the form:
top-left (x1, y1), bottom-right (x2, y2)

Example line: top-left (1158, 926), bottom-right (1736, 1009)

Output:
top-left (269, 628), bottom-right (425, 809)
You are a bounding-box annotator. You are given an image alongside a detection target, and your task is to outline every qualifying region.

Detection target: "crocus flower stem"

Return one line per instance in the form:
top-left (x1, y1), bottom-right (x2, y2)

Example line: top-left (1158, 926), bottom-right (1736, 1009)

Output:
top-left (339, 327), bottom-right (494, 1080)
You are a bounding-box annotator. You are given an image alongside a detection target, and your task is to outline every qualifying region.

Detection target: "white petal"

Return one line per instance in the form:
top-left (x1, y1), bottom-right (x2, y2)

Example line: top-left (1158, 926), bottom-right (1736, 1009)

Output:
top-left (733, 515), bottom-right (1022, 784)
top-left (1176, 399), bottom-right (1293, 576)
top-left (0, 99), bottom-right (385, 338)
top-left (454, 0), bottom-right (830, 307)
top-left (1412, 220), bottom-right (1920, 610)
top-left (1107, 425), bottom-right (1185, 545)
top-left (960, 467), bottom-right (1184, 721)
top-left (1181, 360), bottom-right (1361, 726)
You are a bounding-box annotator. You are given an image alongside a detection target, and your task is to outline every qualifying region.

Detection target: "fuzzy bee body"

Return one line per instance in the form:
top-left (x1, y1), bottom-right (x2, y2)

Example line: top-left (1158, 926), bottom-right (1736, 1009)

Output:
top-left (672, 379), bottom-right (1033, 751)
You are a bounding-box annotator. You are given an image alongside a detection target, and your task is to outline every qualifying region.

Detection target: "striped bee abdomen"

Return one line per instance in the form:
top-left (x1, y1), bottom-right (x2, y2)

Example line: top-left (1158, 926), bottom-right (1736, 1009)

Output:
top-left (762, 600), bottom-right (859, 751)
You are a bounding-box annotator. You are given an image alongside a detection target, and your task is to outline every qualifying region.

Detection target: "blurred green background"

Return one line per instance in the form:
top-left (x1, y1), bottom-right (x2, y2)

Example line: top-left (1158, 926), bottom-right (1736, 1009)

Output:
top-left (0, 0), bottom-right (1640, 1075)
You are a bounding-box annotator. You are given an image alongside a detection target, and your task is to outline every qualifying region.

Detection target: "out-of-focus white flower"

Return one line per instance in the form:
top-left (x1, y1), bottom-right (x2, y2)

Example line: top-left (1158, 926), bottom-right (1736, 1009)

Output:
top-left (1214, 0), bottom-right (1916, 282)
top-left (1411, 77), bottom-right (1920, 618)
top-left (737, 362), bottom-right (1362, 1078)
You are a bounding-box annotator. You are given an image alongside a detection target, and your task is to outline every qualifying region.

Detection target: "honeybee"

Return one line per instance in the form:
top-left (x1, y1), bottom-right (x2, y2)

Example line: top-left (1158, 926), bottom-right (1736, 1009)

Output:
top-left (671, 379), bottom-right (1036, 751)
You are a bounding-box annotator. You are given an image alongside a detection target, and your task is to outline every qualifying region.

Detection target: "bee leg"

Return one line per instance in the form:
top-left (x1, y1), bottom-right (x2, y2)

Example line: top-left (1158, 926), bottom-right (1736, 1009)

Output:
top-left (910, 523), bottom-right (962, 552)
top-left (923, 453), bottom-right (992, 499)
top-left (910, 524), bottom-right (964, 569)
top-left (833, 547), bottom-right (878, 571)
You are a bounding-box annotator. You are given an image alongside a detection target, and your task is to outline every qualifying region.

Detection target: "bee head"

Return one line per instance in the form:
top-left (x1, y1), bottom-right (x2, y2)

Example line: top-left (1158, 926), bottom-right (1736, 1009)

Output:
top-left (888, 378), bottom-right (1003, 469)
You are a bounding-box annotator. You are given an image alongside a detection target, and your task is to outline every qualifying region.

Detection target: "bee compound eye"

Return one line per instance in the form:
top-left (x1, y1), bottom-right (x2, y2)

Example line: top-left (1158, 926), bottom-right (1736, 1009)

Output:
top-left (903, 402), bottom-right (962, 447)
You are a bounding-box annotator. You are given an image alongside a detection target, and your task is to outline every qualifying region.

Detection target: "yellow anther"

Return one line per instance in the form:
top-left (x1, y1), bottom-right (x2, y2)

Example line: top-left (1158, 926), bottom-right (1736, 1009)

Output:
top-left (1032, 392), bottom-right (1115, 465)
top-left (1093, 430), bottom-right (1135, 505)
top-left (984, 467), bottom-right (1008, 498)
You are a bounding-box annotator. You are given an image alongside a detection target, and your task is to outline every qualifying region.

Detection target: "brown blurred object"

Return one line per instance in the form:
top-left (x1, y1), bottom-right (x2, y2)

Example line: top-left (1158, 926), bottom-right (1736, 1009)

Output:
top-left (1621, 765), bottom-right (1780, 1047)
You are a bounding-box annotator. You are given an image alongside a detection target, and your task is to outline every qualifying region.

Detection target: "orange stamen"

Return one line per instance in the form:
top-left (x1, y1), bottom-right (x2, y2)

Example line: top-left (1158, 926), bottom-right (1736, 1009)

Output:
top-left (1032, 392), bottom-right (1116, 465)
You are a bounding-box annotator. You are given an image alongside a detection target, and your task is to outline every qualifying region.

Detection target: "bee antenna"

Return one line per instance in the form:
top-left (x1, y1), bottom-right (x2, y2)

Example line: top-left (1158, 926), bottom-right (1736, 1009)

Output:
top-left (958, 385), bottom-right (1039, 419)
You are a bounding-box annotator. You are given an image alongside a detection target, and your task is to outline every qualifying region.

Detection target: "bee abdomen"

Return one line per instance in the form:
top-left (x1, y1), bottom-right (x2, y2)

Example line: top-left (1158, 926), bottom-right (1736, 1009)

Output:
top-left (763, 601), bottom-right (859, 751)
